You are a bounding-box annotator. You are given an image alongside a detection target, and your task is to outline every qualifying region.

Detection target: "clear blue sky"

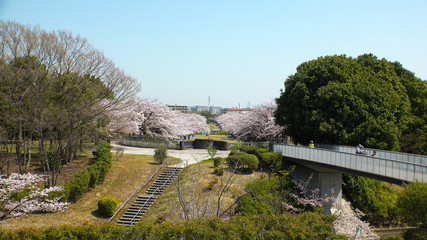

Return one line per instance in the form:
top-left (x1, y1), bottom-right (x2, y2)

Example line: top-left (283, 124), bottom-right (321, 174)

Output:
top-left (1, 1), bottom-right (426, 108)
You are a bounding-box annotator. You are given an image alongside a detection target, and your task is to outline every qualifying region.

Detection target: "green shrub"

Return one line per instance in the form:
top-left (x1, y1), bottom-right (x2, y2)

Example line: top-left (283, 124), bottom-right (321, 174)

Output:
top-left (229, 148), bottom-right (245, 156)
top-left (9, 188), bottom-right (31, 201)
top-left (241, 154), bottom-right (258, 173)
top-left (0, 214), bottom-right (346, 239)
top-left (213, 157), bottom-right (224, 167)
top-left (241, 145), bottom-right (259, 155)
top-left (381, 234), bottom-right (404, 240)
top-left (237, 174), bottom-right (291, 216)
top-left (95, 161), bottom-right (109, 182)
top-left (63, 141), bottom-right (113, 203)
top-left (65, 169), bottom-right (91, 202)
top-left (98, 196), bottom-right (118, 217)
top-left (226, 154), bottom-right (245, 168)
top-left (213, 140), bottom-right (229, 150)
top-left (213, 166), bottom-right (224, 176)
top-left (342, 174), bottom-right (400, 225)
top-left (154, 145), bottom-right (167, 164)
top-left (87, 164), bottom-right (100, 188)
top-left (254, 147), bottom-right (269, 158)
top-left (226, 153), bottom-right (258, 173)
top-left (397, 181), bottom-right (427, 227)
top-left (402, 228), bottom-right (427, 240)
top-left (193, 139), bottom-right (214, 149)
top-left (259, 152), bottom-right (282, 171)
top-left (93, 141), bottom-right (112, 166)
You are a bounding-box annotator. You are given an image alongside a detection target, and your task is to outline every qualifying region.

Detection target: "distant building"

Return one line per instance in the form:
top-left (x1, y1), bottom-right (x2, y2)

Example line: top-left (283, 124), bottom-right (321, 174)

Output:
top-left (192, 105), bottom-right (210, 112)
top-left (167, 104), bottom-right (190, 113)
top-left (221, 108), bottom-right (247, 114)
top-left (209, 106), bottom-right (223, 115)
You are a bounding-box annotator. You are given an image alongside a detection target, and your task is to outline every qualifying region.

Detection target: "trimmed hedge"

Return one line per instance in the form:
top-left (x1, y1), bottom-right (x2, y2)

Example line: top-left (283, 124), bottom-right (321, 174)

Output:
top-left (98, 196), bottom-right (118, 217)
top-left (229, 149), bottom-right (246, 156)
top-left (213, 140), bottom-right (229, 150)
top-left (64, 141), bottom-right (113, 203)
top-left (0, 214), bottom-right (346, 239)
top-left (240, 145), bottom-right (259, 155)
top-left (65, 169), bottom-right (91, 202)
top-left (226, 153), bottom-right (258, 173)
top-left (254, 148), bottom-right (269, 158)
top-left (259, 152), bottom-right (282, 171)
top-left (193, 139), bottom-right (214, 149)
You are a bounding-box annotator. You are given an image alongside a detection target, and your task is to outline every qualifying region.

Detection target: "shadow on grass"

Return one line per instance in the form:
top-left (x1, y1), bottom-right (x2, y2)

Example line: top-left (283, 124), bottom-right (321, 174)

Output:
top-left (148, 162), bottom-right (162, 165)
top-left (91, 210), bottom-right (109, 219)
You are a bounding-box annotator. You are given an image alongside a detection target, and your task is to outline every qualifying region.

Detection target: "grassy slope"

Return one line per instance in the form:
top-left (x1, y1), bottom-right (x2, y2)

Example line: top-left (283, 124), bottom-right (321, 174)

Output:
top-left (143, 159), bottom-right (263, 222)
top-left (1, 151), bottom-right (259, 230)
top-left (1, 154), bottom-right (160, 230)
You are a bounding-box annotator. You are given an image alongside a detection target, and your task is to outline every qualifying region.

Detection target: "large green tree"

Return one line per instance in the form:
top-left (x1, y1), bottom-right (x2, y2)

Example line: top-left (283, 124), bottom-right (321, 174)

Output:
top-left (275, 54), bottom-right (427, 152)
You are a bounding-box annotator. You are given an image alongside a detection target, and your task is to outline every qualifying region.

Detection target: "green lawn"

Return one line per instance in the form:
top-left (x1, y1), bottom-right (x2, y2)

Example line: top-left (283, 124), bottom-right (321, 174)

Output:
top-left (193, 134), bottom-right (239, 143)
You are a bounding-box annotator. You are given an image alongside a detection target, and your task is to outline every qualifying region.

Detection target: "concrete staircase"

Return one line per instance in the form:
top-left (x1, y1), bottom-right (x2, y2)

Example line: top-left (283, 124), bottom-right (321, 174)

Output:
top-left (117, 166), bottom-right (182, 226)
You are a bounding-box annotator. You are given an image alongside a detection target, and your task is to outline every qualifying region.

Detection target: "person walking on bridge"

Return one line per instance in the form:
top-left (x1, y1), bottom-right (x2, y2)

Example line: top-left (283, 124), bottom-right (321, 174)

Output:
top-left (356, 144), bottom-right (365, 155)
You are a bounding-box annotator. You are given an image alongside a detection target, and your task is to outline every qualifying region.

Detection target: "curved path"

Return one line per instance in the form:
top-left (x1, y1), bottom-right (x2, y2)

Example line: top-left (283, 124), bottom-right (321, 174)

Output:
top-left (111, 142), bottom-right (230, 168)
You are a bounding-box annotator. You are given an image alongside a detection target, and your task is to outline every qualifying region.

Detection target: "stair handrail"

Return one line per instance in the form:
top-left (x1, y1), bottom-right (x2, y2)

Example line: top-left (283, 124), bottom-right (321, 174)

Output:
top-left (128, 164), bottom-right (182, 225)
top-left (109, 158), bottom-right (170, 222)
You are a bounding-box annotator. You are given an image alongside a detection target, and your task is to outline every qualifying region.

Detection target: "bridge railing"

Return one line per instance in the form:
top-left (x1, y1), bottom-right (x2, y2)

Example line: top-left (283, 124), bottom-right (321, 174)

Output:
top-left (272, 144), bottom-right (426, 183)
top-left (316, 144), bottom-right (427, 166)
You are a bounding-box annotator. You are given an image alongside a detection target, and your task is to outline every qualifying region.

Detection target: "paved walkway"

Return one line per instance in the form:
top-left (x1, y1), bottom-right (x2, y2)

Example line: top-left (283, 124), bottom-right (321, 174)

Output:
top-left (111, 142), bottom-right (231, 168)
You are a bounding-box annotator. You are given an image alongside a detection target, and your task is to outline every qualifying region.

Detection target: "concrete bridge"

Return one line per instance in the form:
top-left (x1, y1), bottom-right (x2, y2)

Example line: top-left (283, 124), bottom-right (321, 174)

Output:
top-left (271, 143), bottom-right (427, 214)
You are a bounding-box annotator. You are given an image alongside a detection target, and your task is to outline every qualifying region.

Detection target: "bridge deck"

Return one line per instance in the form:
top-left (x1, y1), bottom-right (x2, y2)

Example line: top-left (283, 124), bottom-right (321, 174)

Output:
top-left (272, 144), bottom-right (427, 183)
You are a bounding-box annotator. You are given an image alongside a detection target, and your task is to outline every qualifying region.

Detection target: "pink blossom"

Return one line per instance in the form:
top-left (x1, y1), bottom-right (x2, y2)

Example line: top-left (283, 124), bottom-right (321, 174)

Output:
top-left (0, 173), bottom-right (69, 219)
top-left (105, 99), bottom-right (209, 139)
top-left (216, 103), bottom-right (283, 139)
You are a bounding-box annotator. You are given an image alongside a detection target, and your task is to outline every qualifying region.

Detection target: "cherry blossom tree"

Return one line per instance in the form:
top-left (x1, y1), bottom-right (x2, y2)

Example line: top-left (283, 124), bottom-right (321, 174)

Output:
top-left (106, 99), bottom-right (209, 139)
top-left (216, 103), bottom-right (283, 140)
top-left (0, 173), bottom-right (68, 220)
top-left (284, 173), bottom-right (334, 213)
top-left (333, 199), bottom-right (379, 239)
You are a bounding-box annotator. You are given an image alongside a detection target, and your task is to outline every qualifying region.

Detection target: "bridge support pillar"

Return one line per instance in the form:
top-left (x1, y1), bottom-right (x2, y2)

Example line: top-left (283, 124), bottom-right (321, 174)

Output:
top-left (318, 171), bottom-right (342, 215)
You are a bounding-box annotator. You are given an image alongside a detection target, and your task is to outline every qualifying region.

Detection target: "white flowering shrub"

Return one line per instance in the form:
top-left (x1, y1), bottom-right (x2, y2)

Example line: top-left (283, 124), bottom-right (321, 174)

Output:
top-left (0, 173), bottom-right (69, 219)
top-left (284, 173), bottom-right (334, 213)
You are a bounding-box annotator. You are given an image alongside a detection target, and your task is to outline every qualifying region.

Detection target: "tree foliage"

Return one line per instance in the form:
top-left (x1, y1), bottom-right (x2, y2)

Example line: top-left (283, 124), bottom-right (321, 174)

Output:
top-left (397, 181), bottom-right (427, 227)
top-left (342, 174), bottom-right (400, 225)
top-left (275, 54), bottom-right (427, 151)
top-left (0, 21), bottom-right (140, 185)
